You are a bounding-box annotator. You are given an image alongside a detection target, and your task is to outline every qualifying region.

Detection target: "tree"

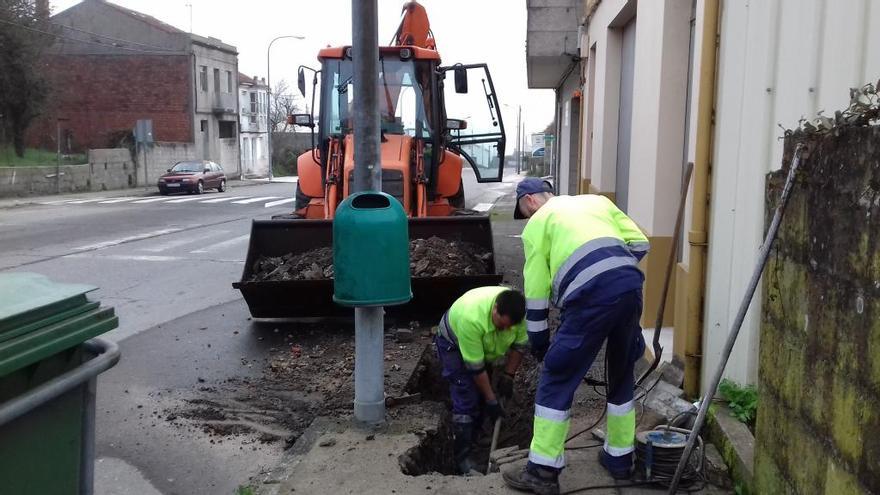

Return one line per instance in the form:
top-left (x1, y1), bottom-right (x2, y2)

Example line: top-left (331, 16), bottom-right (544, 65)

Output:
top-left (269, 79), bottom-right (304, 133)
top-left (0, 0), bottom-right (52, 157)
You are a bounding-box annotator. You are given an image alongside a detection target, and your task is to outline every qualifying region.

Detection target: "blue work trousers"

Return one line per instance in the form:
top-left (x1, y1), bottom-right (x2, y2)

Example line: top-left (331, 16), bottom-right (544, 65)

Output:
top-left (530, 288), bottom-right (645, 472)
top-left (434, 334), bottom-right (484, 426)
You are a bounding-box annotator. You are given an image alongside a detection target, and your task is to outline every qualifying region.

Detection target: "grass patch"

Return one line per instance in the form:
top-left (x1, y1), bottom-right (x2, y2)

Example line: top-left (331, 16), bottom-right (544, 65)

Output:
top-left (719, 378), bottom-right (758, 428)
top-left (0, 145), bottom-right (87, 167)
top-left (234, 485), bottom-right (255, 495)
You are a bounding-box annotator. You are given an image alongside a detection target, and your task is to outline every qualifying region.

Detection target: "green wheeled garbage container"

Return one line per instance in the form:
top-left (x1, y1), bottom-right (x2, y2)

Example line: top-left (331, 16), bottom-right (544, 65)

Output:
top-left (333, 191), bottom-right (413, 307)
top-left (0, 272), bottom-right (120, 495)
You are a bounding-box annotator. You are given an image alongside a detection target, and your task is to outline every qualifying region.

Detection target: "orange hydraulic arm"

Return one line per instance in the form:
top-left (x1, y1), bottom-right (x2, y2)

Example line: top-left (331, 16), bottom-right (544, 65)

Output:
top-left (390, 1), bottom-right (436, 218)
top-left (392, 1), bottom-right (435, 50)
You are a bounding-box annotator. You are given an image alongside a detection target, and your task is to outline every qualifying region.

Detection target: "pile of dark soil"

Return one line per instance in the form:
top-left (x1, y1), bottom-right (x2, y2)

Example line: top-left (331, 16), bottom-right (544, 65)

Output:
top-left (409, 236), bottom-right (491, 277)
top-left (249, 247), bottom-right (334, 281)
top-left (248, 236), bottom-right (491, 281)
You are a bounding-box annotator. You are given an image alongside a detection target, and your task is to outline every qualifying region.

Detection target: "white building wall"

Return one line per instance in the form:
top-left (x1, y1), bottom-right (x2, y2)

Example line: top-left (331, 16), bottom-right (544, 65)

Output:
top-left (585, 0), bottom-right (629, 194)
top-left (238, 83), bottom-right (270, 177)
top-left (556, 71), bottom-right (581, 195)
top-left (627, 0), bottom-right (690, 236)
top-left (701, 0), bottom-right (880, 388)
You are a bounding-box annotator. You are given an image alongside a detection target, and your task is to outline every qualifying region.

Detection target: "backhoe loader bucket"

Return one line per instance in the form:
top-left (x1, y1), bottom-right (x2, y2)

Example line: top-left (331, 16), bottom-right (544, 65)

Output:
top-left (233, 216), bottom-right (503, 319)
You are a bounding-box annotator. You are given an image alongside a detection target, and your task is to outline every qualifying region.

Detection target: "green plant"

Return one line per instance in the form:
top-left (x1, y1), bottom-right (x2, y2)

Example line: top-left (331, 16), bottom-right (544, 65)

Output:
top-left (234, 485), bottom-right (255, 495)
top-left (719, 379), bottom-right (758, 426)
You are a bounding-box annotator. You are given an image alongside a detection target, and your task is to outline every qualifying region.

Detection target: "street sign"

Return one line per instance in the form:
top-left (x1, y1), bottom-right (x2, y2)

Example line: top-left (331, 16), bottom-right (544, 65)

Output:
top-left (133, 119), bottom-right (154, 145)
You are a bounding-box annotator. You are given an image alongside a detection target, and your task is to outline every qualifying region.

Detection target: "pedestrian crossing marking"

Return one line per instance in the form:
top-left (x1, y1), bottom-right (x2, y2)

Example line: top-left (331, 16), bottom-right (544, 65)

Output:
top-left (199, 196), bottom-right (248, 203)
top-left (264, 198), bottom-right (296, 208)
top-left (165, 196), bottom-right (210, 203)
top-left (232, 196), bottom-right (280, 204)
top-left (66, 197), bottom-right (110, 204)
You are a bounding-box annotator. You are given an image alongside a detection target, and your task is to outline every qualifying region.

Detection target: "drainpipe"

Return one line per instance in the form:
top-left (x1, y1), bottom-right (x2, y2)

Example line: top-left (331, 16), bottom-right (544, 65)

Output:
top-left (683, 0), bottom-right (719, 398)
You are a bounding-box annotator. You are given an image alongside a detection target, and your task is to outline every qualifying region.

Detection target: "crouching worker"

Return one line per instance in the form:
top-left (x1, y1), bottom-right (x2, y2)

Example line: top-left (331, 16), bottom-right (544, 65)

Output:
top-left (435, 286), bottom-right (527, 474)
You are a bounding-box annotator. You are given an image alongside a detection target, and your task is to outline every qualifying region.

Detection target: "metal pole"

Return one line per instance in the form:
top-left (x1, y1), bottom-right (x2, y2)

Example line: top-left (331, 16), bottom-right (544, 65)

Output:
top-left (351, 0), bottom-right (384, 425)
top-left (266, 35), bottom-right (305, 181)
top-left (55, 120), bottom-right (61, 194)
top-left (143, 142), bottom-right (148, 188)
top-left (266, 42), bottom-right (274, 182)
top-left (667, 145), bottom-right (803, 493)
top-left (515, 106), bottom-right (521, 174)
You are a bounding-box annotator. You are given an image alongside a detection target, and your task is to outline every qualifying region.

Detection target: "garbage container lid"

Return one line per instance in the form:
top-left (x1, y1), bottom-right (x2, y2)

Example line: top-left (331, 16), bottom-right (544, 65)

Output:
top-left (0, 273), bottom-right (96, 336)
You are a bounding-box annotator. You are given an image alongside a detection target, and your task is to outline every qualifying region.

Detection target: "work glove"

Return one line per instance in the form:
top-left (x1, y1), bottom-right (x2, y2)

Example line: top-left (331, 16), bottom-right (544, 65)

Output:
top-left (529, 329), bottom-right (550, 362)
top-left (496, 372), bottom-right (515, 400)
top-left (486, 400), bottom-right (506, 423)
top-left (531, 342), bottom-right (549, 362)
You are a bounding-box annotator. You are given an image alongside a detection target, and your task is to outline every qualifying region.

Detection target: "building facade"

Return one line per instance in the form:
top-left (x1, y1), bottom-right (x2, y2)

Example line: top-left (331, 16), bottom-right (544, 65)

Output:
top-left (30, 0), bottom-right (241, 177)
top-left (238, 74), bottom-right (270, 178)
top-left (526, 0), bottom-right (880, 394)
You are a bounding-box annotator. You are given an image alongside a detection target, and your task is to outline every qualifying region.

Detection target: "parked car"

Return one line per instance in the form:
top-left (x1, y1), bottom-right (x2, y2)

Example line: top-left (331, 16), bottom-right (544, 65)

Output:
top-left (157, 160), bottom-right (226, 195)
top-left (532, 147), bottom-right (545, 157)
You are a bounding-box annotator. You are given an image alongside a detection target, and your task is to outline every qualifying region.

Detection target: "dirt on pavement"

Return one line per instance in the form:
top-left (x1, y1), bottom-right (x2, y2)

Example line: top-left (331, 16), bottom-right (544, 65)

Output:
top-left (164, 323), bottom-right (436, 447)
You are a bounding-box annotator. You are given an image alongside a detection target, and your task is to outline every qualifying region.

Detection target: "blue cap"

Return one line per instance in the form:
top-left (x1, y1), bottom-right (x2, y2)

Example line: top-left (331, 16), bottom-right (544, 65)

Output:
top-left (514, 178), bottom-right (554, 219)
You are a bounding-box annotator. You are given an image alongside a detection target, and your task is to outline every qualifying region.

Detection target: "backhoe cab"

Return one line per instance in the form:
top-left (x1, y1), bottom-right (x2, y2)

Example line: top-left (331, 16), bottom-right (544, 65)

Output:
top-left (291, 46), bottom-right (506, 219)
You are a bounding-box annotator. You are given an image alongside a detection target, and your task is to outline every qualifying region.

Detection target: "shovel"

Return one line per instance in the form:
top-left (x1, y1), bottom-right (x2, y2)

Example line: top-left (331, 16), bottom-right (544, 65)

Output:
top-left (486, 397), bottom-right (505, 474)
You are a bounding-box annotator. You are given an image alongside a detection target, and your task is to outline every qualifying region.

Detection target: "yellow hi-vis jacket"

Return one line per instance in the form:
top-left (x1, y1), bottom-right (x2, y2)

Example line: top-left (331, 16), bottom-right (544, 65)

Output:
top-left (521, 195), bottom-right (649, 338)
top-left (439, 286), bottom-right (528, 373)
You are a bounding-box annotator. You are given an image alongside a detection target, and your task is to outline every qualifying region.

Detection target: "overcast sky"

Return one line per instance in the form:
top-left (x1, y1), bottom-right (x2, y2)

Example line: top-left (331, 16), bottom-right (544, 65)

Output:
top-left (50, 0), bottom-right (556, 141)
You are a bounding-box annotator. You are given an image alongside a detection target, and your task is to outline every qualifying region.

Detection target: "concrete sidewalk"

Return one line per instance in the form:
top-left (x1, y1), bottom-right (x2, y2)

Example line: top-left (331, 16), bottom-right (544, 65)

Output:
top-left (0, 177), bottom-right (291, 209)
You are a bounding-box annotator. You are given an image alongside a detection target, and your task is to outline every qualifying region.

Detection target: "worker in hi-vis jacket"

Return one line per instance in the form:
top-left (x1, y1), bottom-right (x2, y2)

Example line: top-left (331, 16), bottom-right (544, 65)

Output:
top-left (504, 178), bottom-right (649, 495)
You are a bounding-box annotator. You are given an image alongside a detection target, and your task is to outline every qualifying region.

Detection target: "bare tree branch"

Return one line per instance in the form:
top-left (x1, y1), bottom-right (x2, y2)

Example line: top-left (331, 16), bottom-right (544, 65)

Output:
top-left (269, 79), bottom-right (304, 133)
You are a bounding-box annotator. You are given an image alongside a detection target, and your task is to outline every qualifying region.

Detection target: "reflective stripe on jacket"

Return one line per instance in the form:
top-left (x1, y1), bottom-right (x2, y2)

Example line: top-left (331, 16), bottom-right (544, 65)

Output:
top-left (521, 195), bottom-right (649, 339)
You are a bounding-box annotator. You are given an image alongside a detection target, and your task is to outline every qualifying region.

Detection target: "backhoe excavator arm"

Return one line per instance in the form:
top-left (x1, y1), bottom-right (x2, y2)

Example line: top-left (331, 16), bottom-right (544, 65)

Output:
top-left (392, 1), bottom-right (435, 50)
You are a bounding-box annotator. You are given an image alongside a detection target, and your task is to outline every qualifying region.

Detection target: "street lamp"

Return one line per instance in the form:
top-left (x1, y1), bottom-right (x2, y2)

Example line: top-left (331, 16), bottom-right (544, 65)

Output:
top-left (502, 103), bottom-right (522, 174)
top-left (266, 34), bottom-right (305, 181)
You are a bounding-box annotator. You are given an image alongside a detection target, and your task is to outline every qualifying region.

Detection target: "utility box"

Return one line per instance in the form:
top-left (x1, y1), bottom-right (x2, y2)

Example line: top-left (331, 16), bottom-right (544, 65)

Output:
top-left (333, 191), bottom-right (412, 306)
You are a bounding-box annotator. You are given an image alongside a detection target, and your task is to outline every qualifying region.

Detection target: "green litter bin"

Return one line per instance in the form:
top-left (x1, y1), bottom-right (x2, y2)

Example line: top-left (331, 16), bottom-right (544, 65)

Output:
top-left (333, 191), bottom-right (412, 307)
top-left (0, 272), bottom-right (120, 495)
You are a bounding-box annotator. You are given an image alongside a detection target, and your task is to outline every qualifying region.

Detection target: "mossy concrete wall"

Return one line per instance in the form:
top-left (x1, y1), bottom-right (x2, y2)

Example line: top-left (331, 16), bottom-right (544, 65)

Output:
top-left (757, 126), bottom-right (880, 494)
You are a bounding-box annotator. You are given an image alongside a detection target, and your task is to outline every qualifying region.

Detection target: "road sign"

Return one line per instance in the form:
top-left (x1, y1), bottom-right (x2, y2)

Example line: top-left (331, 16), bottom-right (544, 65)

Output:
top-left (134, 119), bottom-right (154, 145)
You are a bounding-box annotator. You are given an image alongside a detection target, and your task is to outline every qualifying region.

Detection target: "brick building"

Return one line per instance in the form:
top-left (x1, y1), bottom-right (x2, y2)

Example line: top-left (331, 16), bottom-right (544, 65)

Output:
top-left (29, 0), bottom-right (240, 175)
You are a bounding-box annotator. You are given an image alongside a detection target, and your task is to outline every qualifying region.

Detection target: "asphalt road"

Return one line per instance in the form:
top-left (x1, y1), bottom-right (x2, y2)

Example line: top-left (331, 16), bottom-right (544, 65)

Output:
top-left (0, 173), bottom-right (518, 495)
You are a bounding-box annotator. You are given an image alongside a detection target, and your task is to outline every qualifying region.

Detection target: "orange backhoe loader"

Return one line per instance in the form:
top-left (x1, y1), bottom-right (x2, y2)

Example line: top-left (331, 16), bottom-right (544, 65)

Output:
top-left (234, 2), bottom-right (507, 318)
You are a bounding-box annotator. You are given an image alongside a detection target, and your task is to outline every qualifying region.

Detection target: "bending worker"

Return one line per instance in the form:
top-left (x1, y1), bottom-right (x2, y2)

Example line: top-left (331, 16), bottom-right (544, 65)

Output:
top-left (435, 286), bottom-right (527, 474)
top-left (504, 178), bottom-right (649, 495)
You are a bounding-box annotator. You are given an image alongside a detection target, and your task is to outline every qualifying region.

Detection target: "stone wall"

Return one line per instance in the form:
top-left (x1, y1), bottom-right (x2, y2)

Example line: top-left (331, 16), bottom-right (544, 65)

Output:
top-left (0, 148), bottom-right (135, 196)
top-left (756, 126), bottom-right (880, 494)
top-left (138, 142), bottom-right (199, 185)
top-left (0, 142), bottom-right (199, 197)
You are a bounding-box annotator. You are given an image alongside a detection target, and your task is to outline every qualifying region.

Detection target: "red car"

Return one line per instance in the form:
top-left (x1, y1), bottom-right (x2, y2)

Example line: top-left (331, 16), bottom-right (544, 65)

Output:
top-left (157, 160), bottom-right (227, 195)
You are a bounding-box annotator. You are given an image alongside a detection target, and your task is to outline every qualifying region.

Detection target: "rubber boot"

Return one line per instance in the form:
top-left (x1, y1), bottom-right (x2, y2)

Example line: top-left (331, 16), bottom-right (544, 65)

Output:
top-left (597, 449), bottom-right (634, 480)
top-left (453, 422), bottom-right (477, 475)
top-left (502, 461), bottom-right (560, 495)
